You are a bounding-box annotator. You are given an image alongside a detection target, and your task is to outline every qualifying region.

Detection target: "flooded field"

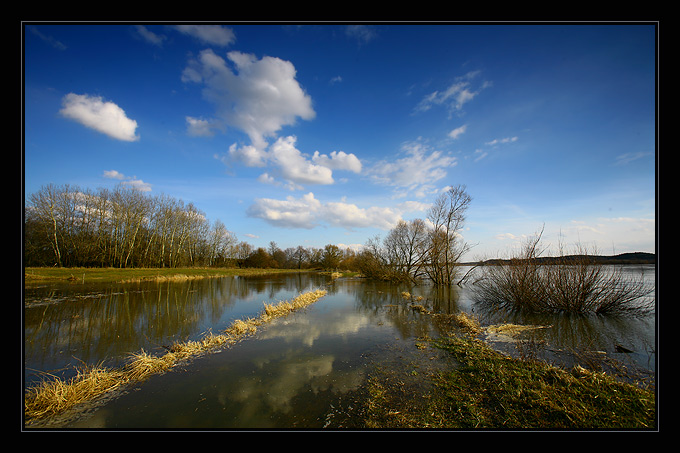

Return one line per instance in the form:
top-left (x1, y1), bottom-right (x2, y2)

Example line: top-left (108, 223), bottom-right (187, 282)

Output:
top-left (23, 265), bottom-right (656, 429)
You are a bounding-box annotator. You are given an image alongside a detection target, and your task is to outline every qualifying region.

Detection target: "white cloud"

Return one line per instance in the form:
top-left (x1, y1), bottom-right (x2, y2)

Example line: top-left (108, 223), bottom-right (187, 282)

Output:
top-left (269, 136), bottom-right (334, 185)
top-left (223, 136), bottom-right (360, 189)
top-left (173, 25), bottom-right (236, 46)
top-left (183, 49), bottom-right (315, 151)
top-left (186, 116), bottom-right (220, 137)
top-left (226, 143), bottom-right (268, 167)
top-left (247, 192), bottom-right (424, 231)
top-left (312, 150), bottom-right (362, 173)
top-left (60, 93), bottom-right (139, 142)
top-left (485, 136), bottom-right (518, 146)
top-left (247, 192), bottom-right (322, 229)
top-left (103, 169), bottom-right (151, 191)
top-left (369, 141), bottom-right (456, 196)
top-left (324, 201), bottom-right (400, 230)
top-left (134, 25), bottom-right (166, 47)
top-left (257, 173), bottom-right (277, 184)
top-left (122, 179), bottom-right (153, 192)
top-left (345, 25), bottom-right (377, 44)
top-left (415, 71), bottom-right (489, 116)
top-left (448, 125), bottom-right (467, 139)
top-left (473, 149), bottom-right (488, 162)
top-left (103, 170), bottom-right (125, 180)
top-left (615, 151), bottom-right (653, 166)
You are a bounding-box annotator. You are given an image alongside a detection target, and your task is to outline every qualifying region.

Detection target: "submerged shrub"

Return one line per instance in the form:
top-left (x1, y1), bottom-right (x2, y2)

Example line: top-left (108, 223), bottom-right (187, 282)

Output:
top-left (472, 230), bottom-right (654, 316)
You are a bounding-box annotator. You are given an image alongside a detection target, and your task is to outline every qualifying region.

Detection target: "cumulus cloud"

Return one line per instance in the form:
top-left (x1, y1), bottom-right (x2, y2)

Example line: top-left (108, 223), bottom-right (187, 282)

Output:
top-left (369, 141), bottom-right (456, 197)
top-left (312, 150), bottom-right (362, 173)
top-left (269, 136), bottom-right (334, 185)
top-left (222, 135), bottom-right (361, 189)
top-left (247, 192), bottom-right (424, 230)
top-left (226, 143), bottom-right (268, 167)
top-left (325, 201), bottom-right (401, 230)
top-left (185, 49), bottom-right (365, 188)
top-left (60, 93), bottom-right (139, 142)
top-left (246, 192), bottom-right (322, 229)
top-left (183, 49), bottom-right (315, 151)
top-left (173, 25), bottom-right (236, 47)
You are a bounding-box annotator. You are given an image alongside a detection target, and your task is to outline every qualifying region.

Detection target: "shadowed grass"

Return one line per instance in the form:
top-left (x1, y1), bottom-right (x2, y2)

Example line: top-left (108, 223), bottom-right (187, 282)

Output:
top-left (24, 289), bottom-right (327, 424)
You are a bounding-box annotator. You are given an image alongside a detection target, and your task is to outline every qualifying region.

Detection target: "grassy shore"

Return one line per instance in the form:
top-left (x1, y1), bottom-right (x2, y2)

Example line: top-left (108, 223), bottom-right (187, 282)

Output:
top-left (362, 312), bottom-right (656, 430)
top-left (24, 266), bottom-right (307, 285)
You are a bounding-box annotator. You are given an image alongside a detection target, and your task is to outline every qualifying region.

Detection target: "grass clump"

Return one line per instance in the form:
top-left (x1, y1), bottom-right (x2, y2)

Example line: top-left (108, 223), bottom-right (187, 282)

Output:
top-left (23, 364), bottom-right (126, 422)
top-left (24, 289), bottom-right (327, 425)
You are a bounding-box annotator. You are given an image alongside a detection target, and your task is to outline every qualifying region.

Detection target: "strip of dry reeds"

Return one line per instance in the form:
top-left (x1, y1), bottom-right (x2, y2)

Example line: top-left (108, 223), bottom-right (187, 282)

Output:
top-left (24, 289), bottom-right (327, 424)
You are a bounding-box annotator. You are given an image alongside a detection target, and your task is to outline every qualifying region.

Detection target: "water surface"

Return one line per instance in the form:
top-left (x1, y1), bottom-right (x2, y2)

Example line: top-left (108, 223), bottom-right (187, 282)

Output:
top-left (24, 266), bottom-right (655, 429)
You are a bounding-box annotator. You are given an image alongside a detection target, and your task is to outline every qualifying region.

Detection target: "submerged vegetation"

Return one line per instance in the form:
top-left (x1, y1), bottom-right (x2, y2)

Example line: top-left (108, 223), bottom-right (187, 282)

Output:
top-left (471, 228), bottom-right (654, 315)
top-left (362, 312), bottom-right (655, 429)
top-left (24, 289), bottom-right (327, 424)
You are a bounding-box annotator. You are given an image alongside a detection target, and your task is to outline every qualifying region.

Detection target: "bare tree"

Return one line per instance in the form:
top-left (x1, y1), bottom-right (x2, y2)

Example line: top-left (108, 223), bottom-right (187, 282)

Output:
top-left (26, 184), bottom-right (62, 266)
top-left (383, 218), bottom-right (429, 282)
top-left (425, 185), bottom-right (472, 285)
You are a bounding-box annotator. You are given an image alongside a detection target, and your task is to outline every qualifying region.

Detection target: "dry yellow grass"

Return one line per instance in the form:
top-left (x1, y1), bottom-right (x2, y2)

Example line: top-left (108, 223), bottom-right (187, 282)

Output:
top-left (24, 289), bottom-right (327, 424)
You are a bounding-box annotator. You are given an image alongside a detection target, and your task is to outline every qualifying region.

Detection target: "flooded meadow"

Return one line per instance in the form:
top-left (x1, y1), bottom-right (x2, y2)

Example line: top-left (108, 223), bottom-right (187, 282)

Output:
top-left (23, 265), bottom-right (656, 429)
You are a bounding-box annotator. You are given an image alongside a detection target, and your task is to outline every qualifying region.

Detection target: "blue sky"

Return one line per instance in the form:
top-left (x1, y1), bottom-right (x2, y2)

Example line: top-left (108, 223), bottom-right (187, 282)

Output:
top-left (24, 23), bottom-right (657, 260)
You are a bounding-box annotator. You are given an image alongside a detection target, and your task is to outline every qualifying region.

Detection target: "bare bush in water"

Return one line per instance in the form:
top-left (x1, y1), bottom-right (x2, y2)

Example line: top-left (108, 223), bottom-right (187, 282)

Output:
top-left (472, 228), bottom-right (654, 316)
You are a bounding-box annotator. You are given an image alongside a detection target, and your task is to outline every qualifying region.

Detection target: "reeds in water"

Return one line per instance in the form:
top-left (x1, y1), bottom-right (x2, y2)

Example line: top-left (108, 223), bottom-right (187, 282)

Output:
top-left (24, 289), bottom-right (327, 424)
top-left (472, 231), bottom-right (654, 315)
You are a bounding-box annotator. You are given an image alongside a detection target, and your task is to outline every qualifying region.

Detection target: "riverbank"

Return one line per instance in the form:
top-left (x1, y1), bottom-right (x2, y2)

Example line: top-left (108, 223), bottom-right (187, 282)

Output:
top-left (24, 266), bottom-right (309, 286)
top-left (360, 312), bottom-right (656, 429)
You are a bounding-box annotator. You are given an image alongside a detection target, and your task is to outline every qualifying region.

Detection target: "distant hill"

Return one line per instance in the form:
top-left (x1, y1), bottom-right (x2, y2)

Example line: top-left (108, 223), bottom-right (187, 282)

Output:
top-left (471, 252), bottom-right (655, 266)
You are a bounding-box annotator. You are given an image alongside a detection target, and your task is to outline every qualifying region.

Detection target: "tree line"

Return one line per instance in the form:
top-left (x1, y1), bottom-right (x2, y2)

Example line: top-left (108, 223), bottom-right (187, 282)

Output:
top-left (24, 183), bottom-right (360, 270)
top-left (24, 183), bottom-right (473, 283)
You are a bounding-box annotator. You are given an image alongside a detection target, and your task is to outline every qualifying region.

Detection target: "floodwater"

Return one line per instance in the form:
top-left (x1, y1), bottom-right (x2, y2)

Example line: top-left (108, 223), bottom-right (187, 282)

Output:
top-left (23, 265), bottom-right (656, 429)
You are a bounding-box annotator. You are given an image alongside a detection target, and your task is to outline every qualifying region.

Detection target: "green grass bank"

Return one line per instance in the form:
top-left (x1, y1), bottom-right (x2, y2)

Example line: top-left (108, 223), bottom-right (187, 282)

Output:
top-left (24, 266), bottom-right (307, 286)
